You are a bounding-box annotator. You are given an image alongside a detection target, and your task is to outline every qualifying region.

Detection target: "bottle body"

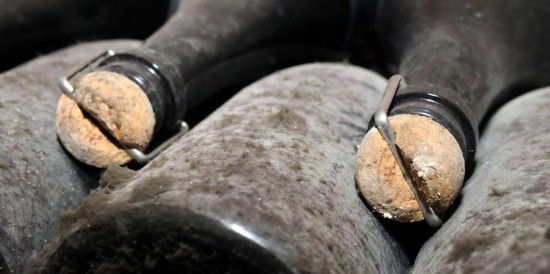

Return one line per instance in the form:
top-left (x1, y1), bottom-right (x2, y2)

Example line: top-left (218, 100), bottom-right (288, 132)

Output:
top-left (413, 88), bottom-right (550, 273)
top-left (0, 40), bottom-right (140, 274)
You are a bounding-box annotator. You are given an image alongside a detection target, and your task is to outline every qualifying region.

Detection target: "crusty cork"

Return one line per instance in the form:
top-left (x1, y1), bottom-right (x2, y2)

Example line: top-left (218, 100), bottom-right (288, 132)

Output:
top-left (74, 71), bottom-right (155, 149)
top-left (56, 94), bottom-right (131, 167)
top-left (55, 71), bottom-right (155, 167)
top-left (356, 114), bottom-right (465, 222)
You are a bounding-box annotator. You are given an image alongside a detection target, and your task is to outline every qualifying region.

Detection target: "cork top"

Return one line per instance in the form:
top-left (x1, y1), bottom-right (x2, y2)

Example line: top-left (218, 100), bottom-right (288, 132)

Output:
top-left (356, 114), bottom-right (465, 222)
top-left (56, 71), bottom-right (155, 167)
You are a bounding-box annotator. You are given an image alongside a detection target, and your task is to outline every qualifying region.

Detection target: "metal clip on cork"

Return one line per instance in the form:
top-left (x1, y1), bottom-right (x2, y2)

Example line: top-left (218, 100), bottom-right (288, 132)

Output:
top-left (373, 75), bottom-right (443, 227)
top-left (59, 49), bottom-right (115, 100)
top-left (58, 49), bottom-right (189, 164)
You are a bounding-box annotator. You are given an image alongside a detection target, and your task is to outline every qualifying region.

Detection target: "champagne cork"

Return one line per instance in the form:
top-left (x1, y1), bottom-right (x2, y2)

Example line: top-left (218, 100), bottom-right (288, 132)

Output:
top-left (356, 114), bottom-right (465, 222)
top-left (55, 71), bottom-right (155, 167)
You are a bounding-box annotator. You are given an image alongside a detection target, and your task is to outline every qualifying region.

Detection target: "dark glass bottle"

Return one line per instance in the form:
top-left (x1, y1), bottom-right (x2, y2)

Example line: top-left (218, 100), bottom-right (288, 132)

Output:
top-left (379, 0), bottom-right (550, 169)
top-left (57, 0), bottom-right (374, 167)
top-left (356, 0), bottom-right (550, 224)
top-left (95, 0), bottom-right (363, 137)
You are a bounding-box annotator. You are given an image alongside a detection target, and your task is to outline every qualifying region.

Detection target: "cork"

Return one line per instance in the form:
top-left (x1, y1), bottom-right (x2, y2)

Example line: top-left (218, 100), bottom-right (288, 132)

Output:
top-left (55, 71), bottom-right (155, 167)
top-left (356, 114), bottom-right (465, 222)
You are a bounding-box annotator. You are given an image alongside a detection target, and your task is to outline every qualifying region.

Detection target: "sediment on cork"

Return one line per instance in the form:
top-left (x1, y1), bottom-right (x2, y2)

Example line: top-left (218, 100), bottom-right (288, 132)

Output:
top-left (55, 70), bottom-right (155, 167)
top-left (356, 114), bottom-right (465, 223)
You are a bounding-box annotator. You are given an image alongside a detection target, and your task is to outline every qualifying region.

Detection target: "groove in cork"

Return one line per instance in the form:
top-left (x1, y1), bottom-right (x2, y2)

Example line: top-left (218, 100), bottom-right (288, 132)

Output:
top-left (55, 71), bottom-right (155, 167)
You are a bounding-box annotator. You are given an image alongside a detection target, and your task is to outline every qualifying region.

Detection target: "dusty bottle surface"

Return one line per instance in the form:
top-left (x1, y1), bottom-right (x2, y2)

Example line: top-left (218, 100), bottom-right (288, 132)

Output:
top-left (34, 64), bottom-right (410, 273)
top-left (0, 40), bottom-right (140, 274)
top-left (412, 88), bottom-right (550, 273)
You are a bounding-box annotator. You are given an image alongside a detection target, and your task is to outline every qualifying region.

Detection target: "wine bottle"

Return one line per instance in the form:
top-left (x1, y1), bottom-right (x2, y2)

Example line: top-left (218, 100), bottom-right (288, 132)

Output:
top-left (55, 0), bottom-right (367, 167)
top-left (356, 0), bottom-right (550, 223)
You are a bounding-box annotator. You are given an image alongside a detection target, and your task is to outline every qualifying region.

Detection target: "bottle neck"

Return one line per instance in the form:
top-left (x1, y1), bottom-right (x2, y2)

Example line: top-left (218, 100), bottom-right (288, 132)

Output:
top-left (143, 0), bottom-right (352, 75)
top-left (378, 1), bottom-right (513, 170)
top-left (390, 85), bottom-right (478, 171)
top-left (99, 54), bottom-right (179, 135)
top-left (96, 0), bottom-right (371, 137)
top-left (389, 27), bottom-right (489, 170)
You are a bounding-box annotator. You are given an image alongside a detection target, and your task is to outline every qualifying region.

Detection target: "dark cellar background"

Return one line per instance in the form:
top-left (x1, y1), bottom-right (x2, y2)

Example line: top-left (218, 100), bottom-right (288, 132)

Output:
top-left (0, 0), bottom-right (173, 73)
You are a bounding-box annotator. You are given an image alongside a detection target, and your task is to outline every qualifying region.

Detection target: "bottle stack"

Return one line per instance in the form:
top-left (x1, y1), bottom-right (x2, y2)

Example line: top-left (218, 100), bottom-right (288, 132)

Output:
top-left (34, 64), bottom-right (410, 273)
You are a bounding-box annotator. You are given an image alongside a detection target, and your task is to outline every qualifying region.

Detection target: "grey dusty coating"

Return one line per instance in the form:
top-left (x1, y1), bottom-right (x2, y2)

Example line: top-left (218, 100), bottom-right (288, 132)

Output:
top-left (56, 70), bottom-right (155, 168)
top-left (33, 64), bottom-right (409, 273)
top-left (356, 114), bottom-right (465, 222)
top-left (412, 88), bottom-right (550, 274)
top-left (0, 40), bottom-right (141, 274)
